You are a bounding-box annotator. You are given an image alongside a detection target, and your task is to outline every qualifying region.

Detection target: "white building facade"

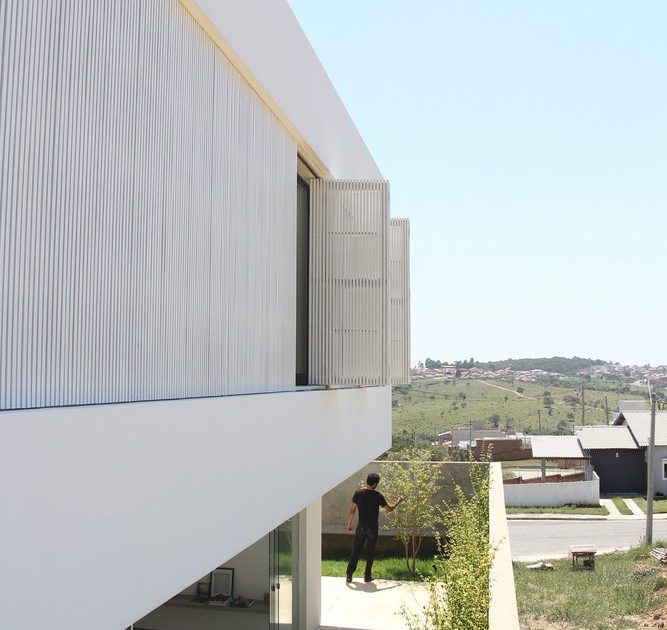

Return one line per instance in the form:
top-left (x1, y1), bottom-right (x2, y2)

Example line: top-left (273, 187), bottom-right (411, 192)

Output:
top-left (0, 1), bottom-right (410, 629)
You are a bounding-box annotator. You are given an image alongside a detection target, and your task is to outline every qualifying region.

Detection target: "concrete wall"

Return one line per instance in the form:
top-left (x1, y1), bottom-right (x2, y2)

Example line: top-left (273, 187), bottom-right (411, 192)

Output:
top-left (489, 463), bottom-right (520, 630)
top-left (322, 461), bottom-right (475, 533)
top-left (653, 447), bottom-right (667, 496)
top-left (504, 473), bottom-right (600, 507)
top-left (0, 387), bottom-right (390, 630)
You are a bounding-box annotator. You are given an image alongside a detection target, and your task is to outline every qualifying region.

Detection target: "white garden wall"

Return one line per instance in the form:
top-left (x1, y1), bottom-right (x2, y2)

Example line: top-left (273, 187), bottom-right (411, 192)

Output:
top-left (503, 473), bottom-right (600, 507)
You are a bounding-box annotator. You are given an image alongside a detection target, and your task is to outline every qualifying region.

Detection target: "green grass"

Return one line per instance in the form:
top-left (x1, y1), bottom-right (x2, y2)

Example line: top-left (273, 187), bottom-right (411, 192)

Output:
top-left (321, 555), bottom-right (434, 581)
top-left (633, 497), bottom-right (667, 514)
top-left (392, 378), bottom-right (650, 440)
top-left (610, 496), bottom-right (634, 515)
top-left (514, 544), bottom-right (667, 630)
top-left (506, 504), bottom-right (609, 515)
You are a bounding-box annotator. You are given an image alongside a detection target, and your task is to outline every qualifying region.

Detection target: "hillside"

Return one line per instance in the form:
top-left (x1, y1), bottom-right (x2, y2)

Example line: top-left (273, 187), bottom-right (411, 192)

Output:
top-left (423, 356), bottom-right (610, 375)
top-left (392, 377), bottom-right (650, 441)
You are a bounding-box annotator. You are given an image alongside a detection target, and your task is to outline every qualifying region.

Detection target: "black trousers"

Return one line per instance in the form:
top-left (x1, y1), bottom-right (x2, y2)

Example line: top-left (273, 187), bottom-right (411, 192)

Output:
top-left (346, 527), bottom-right (378, 578)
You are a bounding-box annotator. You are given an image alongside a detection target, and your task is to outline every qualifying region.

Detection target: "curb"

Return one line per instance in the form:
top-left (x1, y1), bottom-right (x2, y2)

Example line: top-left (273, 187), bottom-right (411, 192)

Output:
top-left (506, 513), bottom-right (667, 521)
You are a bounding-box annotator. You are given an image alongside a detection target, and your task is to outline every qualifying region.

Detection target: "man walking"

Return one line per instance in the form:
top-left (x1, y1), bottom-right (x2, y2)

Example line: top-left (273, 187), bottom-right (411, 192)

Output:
top-left (346, 472), bottom-right (403, 583)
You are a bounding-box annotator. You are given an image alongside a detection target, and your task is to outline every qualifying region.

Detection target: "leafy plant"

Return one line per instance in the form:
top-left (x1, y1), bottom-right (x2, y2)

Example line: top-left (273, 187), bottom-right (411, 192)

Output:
top-left (404, 462), bottom-right (492, 630)
top-left (381, 449), bottom-right (442, 575)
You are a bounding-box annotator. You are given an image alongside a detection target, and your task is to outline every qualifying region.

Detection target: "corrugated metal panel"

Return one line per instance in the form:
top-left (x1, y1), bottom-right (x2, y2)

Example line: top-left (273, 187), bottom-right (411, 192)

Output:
top-left (617, 411), bottom-right (667, 447)
top-left (575, 425), bottom-right (639, 450)
top-left (309, 180), bottom-right (389, 386)
top-left (389, 219), bottom-right (410, 385)
top-left (0, 0), bottom-right (296, 410)
top-left (529, 435), bottom-right (585, 459)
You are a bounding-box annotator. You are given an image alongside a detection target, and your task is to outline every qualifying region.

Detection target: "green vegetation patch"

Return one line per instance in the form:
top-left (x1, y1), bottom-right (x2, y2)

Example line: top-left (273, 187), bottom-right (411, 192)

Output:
top-left (611, 496), bottom-right (634, 515)
top-left (514, 545), bottom-right (667, 630)
top-left (633, 497), bottom-right (667, 514)
top-left (321, 555), bottom-right (434, 582)
top-left (506, 504), bottom-right (609, 516)
top-left (392, 378), bottom-right (648, 440)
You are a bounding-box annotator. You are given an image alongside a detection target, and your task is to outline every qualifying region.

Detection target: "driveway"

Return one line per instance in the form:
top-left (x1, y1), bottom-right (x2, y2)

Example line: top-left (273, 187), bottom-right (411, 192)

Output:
top-left (509, 518), bottom-right (667, 561)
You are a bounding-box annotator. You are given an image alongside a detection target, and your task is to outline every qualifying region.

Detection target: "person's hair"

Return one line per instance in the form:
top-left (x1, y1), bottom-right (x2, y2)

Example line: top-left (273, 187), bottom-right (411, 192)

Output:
top-left (366, 472), bottom-right (380, 487)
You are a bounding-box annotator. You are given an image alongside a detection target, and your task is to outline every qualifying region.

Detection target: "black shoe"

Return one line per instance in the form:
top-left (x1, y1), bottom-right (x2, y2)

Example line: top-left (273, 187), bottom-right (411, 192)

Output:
top-left (364, 575), bottom-right (374, 582)
top-left (345, 575), bottom-right (353, 583)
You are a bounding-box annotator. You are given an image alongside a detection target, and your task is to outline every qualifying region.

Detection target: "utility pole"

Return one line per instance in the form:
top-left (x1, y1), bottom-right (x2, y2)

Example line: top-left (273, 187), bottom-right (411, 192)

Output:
top-left (646, 392), bottom-right (657, 544)
top-left (580, 385), bottom-right (586, 426)
top-left (538, 409), bottom-right (542, 433)
top-left (604, 396), bottom-right (609, 424)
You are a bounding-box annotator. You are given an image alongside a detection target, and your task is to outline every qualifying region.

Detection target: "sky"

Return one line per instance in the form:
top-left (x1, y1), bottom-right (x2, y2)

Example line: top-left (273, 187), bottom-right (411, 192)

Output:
top-left (288, 1), bottom-right (667, 367)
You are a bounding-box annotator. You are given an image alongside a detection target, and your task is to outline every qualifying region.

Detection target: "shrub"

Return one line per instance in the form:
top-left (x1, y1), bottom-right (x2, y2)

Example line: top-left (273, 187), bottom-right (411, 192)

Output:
top-left (382, 450), bottom-right (442, 575)
top-left (404, 463), bottom-right (492, 630)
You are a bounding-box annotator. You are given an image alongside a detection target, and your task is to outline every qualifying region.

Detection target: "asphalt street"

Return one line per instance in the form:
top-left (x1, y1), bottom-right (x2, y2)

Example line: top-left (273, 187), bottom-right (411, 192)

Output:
top-left (508, 519), bottom-right (667, 561)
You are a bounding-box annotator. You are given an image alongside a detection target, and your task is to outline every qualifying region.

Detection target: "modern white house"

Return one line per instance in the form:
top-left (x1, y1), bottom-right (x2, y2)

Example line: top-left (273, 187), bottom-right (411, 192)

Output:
top-left (0, 2), bottom-right (410, 629)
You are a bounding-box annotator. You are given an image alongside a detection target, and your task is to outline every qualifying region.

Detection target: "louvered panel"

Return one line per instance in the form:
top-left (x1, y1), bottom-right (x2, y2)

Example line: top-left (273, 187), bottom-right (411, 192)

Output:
top-left (0, 0), bottom-right (296, 410)
top-left (309, 180), bottom-right (389, 387)
top-left (389, 219), bottom-right (411, 385)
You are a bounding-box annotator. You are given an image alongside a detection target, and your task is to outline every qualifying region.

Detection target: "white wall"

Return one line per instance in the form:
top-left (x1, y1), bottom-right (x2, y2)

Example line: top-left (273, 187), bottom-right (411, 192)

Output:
top-left (184, 0), bottom-right (383, 180)
top-left (0, 0), bottom-right (296, 410)
top-left (652, 447), bottom-right (667, 495)
top-left (503, 473), bottom-right (600, 507)
top-left (0, 386), bottom-right (391, 630)
top-left (489, 464), bottom-right (520, 630)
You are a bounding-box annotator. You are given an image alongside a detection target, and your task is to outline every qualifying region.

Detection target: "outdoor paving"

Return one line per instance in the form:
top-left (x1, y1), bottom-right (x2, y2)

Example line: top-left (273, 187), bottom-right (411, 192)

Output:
top-left (599, 497), bottom-right (620, 517)
top-left (319, 576), bottom-right (429, 630)
top-left (623, 497), bottom-right (645, 516)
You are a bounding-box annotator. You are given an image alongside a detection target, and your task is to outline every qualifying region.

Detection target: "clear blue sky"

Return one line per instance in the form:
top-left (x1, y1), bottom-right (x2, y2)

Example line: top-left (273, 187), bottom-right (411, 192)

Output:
top-left (288, 1), bottom-right (667, 367)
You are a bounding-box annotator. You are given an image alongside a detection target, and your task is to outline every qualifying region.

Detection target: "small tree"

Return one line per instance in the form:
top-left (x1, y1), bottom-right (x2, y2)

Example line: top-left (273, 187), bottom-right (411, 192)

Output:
top-left (403, 462), bottom-right (492, 630)
top-left (382, 449), bottom-right (441, 574)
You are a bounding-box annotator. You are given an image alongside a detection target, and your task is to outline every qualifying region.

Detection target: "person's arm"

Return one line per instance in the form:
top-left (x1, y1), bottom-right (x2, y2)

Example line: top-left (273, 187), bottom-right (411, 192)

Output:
top-left (347, 502), bottom-right (357, 532)
top-left (384, 496), bottom-right (404, 513)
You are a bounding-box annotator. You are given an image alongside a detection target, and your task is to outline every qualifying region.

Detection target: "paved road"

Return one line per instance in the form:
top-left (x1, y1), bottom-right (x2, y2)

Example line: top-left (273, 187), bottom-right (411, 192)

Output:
top-left (509, 519), bottom-right (667, 561)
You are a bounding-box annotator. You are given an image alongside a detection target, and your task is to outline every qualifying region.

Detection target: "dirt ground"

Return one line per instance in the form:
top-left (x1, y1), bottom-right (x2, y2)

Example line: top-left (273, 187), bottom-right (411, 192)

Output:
top-left (521, 590), bottom-right (666, 630)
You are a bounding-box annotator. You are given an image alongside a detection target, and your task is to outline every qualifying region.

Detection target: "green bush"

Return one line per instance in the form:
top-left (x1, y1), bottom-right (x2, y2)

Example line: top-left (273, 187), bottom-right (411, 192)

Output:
top-left (404, 463), bottom-right (492, 630)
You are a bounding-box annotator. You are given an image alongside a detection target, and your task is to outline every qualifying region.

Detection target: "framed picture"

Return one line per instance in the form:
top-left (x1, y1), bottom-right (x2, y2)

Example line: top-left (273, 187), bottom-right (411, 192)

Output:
top-left (196, 580), bottom-right (211, 599)
top-left (210, 567), bottom-right (234, 599)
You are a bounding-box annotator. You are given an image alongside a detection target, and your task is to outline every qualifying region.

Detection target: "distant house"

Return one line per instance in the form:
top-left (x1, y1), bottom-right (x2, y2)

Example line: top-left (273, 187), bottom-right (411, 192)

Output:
top-left (618, 400), bottom-right (649, 413)
top-left (437, 427), bottom-right (504, 446)
top-left (576, 425), bottom-right (645, 493)
top-left (614, 411), bottom-right (667, 495)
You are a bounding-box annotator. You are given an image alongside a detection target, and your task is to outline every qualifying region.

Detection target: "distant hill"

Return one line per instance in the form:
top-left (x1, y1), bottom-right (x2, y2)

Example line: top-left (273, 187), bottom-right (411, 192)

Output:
top-left (475, 357), bottom-right (610, 375)
top-left (422, 356), bottom-right (611, 375)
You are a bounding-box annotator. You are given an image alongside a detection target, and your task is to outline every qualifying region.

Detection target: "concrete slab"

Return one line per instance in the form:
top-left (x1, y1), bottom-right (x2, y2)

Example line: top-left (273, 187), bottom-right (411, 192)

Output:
top-left (600, 498), bottom-right (621, 517)
top-left (623, 498), bottom-right (645, 516)
top-left (319, 576), bottom-right (429, 630)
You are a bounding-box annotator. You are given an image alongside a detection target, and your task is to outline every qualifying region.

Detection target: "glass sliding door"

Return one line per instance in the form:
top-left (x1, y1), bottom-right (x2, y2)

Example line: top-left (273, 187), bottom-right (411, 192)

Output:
top-left (270, 515), bottom-right (299, 629)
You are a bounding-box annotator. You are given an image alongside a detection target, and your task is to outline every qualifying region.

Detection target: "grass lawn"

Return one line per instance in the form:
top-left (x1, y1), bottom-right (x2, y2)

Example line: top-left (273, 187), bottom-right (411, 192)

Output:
top-left (321, 555), bottom-right (433, 582)
top-left (514, 544), bottom-right (667, 630)
top-left (506, 504), bottom-right (609, 515)
top-left (633, 497), bottom-right (667, 514)
top-left (392, 378), bottom-right (650, 439)
top-left (610, 496), bottom-right (634, 515)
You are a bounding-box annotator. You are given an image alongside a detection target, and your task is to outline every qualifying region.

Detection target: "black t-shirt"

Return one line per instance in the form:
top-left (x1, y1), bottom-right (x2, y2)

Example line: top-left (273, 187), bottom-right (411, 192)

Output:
top-left (352, 488), bottom-right (387, 530)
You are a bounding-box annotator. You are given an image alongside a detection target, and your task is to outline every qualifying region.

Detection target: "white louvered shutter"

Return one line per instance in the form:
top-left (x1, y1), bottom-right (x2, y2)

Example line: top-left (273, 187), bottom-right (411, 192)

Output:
top-left (309, 180), bottom-right (389, 386)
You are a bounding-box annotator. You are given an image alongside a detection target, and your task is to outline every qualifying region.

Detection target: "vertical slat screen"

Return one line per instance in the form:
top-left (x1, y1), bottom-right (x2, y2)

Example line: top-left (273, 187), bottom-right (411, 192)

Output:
top-left (0, 0), bottom-right (296, 410)
top-left (309, 180), bottom-right (389, 387)
top-left (389, 219), bottom-right (411, 385)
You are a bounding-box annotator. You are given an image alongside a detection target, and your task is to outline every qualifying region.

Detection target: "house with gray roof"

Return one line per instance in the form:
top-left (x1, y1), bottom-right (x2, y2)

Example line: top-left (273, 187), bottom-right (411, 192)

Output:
top-left (575, 425), bottom-right (645, 493)
top-left (614, 410), bottom-right (667, 495)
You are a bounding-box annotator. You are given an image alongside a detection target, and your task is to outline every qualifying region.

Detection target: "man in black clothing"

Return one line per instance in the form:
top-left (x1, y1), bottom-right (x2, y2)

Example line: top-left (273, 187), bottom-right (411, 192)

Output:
top-left (345, 472), bottom-right (403, 583)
